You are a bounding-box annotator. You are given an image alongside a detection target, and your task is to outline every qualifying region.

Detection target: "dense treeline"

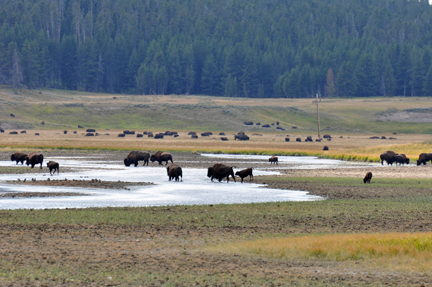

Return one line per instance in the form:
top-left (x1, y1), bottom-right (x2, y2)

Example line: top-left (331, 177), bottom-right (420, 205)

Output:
top-left (1, 0), bottom-right (432, 98)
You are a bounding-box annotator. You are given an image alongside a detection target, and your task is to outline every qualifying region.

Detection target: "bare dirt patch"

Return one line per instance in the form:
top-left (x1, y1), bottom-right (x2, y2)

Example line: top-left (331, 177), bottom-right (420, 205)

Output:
top-left (0, 192), bottom-right (87, 198)
top-left (377, 111), bottom-right (432, 123)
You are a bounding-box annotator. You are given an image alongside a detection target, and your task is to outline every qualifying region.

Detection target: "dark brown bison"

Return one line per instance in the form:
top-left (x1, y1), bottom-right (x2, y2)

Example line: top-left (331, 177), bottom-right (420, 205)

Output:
top-left (25, 152), bottom-right (44, 169)
top-left (395, 154), bottom-right (410, 165)
top-left (269, 156), bottom-right (278, 165)
top-left (150, 151), bottom-right (173, 165)
top-left (380, 150), bottom-right (397, 165)
top-left (207, 163), bottom-right (236, 183)
top-left (11, 152), bottom-right (27, 164)
top-left (363, 172), bottom-right (372, 184)
top-left (124, 151), bottom-right (150, 167)
top-left (235, 168), bottom-right (253, 183)
top-left (417, 153), bottom-right (432, 165)
top-left (47, 161), bottom-right (59, 175)
top-left (167, 164), bottom-right (182, 181)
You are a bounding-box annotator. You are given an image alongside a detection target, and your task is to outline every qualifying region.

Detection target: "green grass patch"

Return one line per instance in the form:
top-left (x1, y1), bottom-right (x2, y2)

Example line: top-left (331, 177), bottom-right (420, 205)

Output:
top-left (265, 176), bottom-right (432, 189)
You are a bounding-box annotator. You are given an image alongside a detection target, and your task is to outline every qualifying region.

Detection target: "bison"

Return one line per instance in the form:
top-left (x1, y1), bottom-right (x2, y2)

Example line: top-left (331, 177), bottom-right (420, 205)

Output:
top-left (150, 151), bottom-right (173, 165)
top-left (235, 168), bottom-right (253, 183)
top-left (25, 152), bottom-right (44, 169)
top-left (269, 156), bottom-right (278, 165)
top-left (124, 151), bottom-right (150, 167)
top-left (380, 150), bottom-right (397, 165)
top-left (395, 154), bottom-right (410, 165)
top-left (207, 163), bottom-right (236, 183)
top-left (417, 153), bottom-right (432, 165)
top-left (167, 164), bottom-right (182, 181)
top-left (11, 152), bottom-right (27, 164)
top-left (363, 172), bottom-right (372, 184)
top-left (47, 161), bottom-right (59, 175)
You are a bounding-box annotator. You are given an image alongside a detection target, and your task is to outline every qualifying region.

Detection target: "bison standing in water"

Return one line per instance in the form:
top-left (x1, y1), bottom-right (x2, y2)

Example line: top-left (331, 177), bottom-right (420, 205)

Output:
top-left (150, 151), bottom-right (173, 165)
top-left (269, 156), bottom-right (278, 165)
top-left (47, 161), bottom-right (59, 175)
top-left (380, 150), bottom-right (397, 165)
top-left (363, 172), bottom-right (372, 184)
top-left (25, 152), bottom-right (44, 169)
top-left (124, 151), bottom-right (150, 167)
top-left (235, 168), bottom-right (253, 183)
top-left (167, 164), bottom-right (182, 181)
top-left (11, 152), bottom-right (27, 164)
top-left (417, 153), bottom-right (432, 165)
top-left (207, 163), bottom-right (236, 183)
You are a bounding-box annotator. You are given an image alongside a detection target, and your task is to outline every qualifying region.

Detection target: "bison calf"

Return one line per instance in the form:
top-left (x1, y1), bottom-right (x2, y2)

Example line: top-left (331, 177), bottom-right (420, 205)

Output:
top-left (47, 161), bottom-right (59, 175)
top-left (269, 156), bottom-right (278, 165)
top-left (235, 168), bottom-right (253, 183)
top-left (363, 172), bottom-right (372, 184)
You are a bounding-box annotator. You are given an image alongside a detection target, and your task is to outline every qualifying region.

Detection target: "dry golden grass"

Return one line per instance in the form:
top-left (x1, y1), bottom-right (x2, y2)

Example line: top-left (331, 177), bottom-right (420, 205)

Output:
top-left (207, 232), bottom-right (432, 274)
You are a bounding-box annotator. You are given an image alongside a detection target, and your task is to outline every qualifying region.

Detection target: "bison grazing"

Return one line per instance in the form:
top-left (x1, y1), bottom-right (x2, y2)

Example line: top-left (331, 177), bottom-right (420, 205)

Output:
top-left (363, 172), bottom-right (372, 184)
top-left (25, 152), bottom-right (44, 169)
top-left (167, 164), bottom-right (182, 181)
top-left (235, 168), bottom-right (253, 183)
top-left (417, 153), bottom-right (432, 165)
top-left (11, 152), bottom-right (28, 164)
top-left (395, 154), bottom-right (410, 165)
top-left (380, 150), bottom-right (397, 165)
top-left (47, 161), bottom-right (59, 175)
top-left (207, 163), bottom-right (236, 183)
top-left (124, 151), bottom-right (150, 167)
top-left (269, 156), bottom-right (278, 165)
top-left (150, 151), bottom-right (173, 165)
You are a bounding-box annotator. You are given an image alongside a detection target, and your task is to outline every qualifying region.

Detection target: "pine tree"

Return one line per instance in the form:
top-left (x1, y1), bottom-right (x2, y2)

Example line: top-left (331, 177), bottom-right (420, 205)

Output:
top-left (325, 68), bottom-right (336, 98)
top-left (60, 35), bottom-right (78, 90)
top-left (10, 49), bottom-right (23, 89)
top-left (201, 54), bottom-right (221, 96)
top-left (355, 54), bottom-right (378, 97)
top-left (422, 64), bottom-right (432, 97)
top-left (337, 61), bottom-right (356, 98)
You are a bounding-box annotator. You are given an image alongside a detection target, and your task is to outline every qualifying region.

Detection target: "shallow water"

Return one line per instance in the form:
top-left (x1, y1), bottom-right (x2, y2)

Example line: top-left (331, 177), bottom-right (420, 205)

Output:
top-left (0, 154), bottom-right (371, 210)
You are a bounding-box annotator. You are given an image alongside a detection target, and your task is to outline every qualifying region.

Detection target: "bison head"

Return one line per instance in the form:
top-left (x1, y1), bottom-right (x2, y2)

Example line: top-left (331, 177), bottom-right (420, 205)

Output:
top-left (124, 158), bottom-right (132, 167)
top-left (150, 155), bottom-right (156, 162)
top-left (417, 160), bottom-right (422, 166)
top-left (235, 171), bottom-right (240, 176)
top-left (10, 154), bottom-right (15, 161)
top-left (207, 167), bottom-right (213, 178)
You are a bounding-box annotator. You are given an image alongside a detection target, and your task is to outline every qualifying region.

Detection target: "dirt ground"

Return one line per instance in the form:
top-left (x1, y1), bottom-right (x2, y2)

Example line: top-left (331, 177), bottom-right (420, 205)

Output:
top-left (3, 223), bottom-right (432, 287)
top-left (2, 151), bottom-right (432, 286)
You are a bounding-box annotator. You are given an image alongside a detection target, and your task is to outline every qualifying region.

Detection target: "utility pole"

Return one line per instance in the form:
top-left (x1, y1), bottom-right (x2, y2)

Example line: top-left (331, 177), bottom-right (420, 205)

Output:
top-left (313, 93), bottom-right (321, 140)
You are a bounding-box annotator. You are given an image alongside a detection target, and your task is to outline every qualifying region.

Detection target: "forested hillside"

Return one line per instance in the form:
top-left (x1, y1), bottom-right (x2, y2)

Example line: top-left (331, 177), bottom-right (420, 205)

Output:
top-left (1, 0), bottom-right (432, 98)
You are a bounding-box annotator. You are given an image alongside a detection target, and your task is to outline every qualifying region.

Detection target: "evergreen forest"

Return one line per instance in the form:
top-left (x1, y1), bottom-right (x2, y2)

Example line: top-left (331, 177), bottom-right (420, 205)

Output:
top-left (1, 0), bottom-right (432, 98)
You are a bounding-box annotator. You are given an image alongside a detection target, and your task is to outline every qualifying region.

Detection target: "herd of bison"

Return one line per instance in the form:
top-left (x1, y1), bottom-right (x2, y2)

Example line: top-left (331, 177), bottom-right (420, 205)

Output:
top-left (9, 150), bottom-right (274, 183)
top-left (8, 150), bottom-right (432, 185)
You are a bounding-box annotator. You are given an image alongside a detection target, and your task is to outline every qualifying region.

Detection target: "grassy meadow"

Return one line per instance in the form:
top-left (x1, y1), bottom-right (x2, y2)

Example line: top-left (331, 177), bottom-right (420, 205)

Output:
top-left (2, 89), bottom-right (432, 285)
